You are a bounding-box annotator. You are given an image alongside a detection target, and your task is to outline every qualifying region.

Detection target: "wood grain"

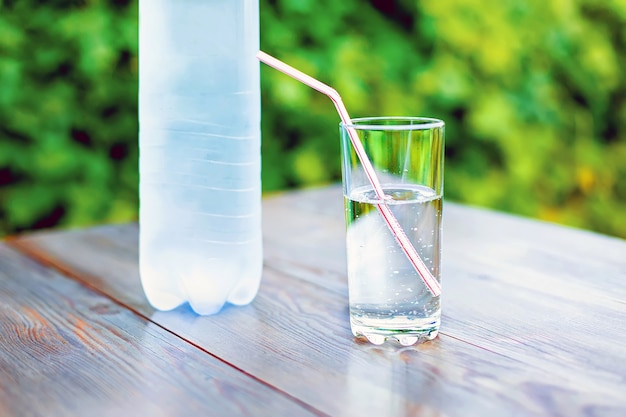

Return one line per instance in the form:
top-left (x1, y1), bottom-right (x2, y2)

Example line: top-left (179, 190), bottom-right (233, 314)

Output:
top-left (7, 185), bottom-right (626, 416)
top-left (267, 187), bottom-right (626, 382)
top-left (0, 244), bottom-right (318, 417)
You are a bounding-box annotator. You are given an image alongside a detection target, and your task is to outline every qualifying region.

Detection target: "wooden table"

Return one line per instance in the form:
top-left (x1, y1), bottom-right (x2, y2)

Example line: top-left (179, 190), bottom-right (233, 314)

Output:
top-left (1, 186), bottom-right (625, 416)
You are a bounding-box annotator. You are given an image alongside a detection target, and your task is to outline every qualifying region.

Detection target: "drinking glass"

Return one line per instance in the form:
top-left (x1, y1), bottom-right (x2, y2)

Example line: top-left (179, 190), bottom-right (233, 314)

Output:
top-left (340, 117), bottom-right (445, 346)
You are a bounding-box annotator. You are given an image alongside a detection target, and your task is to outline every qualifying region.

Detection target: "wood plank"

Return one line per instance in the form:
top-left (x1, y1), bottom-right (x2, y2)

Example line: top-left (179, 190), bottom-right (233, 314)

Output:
top-left (0, 243), bottom-right (318, 417)
top-left (8, 186), bottom-right (626, 416)
top-left (266, 187), bottom-right (626, 380)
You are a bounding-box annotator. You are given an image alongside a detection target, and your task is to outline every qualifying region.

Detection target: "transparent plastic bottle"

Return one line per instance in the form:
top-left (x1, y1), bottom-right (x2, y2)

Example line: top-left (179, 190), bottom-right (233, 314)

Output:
top-left (138, 0), bottom-right (262, 315)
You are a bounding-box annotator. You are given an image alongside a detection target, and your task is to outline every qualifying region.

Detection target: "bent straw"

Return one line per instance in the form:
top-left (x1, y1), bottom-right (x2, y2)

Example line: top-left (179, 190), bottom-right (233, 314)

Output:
top-left (257, 51), bottom-right (441, 297)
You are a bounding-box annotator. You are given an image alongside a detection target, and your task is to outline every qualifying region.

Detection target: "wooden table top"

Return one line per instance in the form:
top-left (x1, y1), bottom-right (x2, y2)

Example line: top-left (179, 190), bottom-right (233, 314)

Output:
top-left (1, 185), bottom-right (625, 417)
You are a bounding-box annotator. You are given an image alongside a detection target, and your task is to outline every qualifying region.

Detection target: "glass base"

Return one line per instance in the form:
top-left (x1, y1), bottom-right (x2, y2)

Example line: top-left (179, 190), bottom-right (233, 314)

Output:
top-left (350, 315), bottom-right (440, 346)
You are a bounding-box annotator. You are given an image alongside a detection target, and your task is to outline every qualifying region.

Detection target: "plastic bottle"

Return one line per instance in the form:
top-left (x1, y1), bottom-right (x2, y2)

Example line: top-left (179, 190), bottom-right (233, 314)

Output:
top-left (138, 0), bottom-right (262, 315)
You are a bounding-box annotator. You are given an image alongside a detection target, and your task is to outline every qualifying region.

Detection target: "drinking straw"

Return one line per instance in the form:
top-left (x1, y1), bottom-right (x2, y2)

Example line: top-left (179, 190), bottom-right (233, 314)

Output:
top-left (257, 51), bottom-right (441, 297)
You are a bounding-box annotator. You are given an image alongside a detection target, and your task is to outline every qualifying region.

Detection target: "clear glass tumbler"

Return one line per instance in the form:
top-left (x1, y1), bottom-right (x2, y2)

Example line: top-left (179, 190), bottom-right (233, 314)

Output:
top-left (340, 117), bottom-right (445, 346)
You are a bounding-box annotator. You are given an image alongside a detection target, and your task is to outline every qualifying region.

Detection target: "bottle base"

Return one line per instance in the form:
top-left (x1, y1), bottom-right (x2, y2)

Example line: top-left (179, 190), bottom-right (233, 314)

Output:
top-left (144, 290), bottom-right (185, 312)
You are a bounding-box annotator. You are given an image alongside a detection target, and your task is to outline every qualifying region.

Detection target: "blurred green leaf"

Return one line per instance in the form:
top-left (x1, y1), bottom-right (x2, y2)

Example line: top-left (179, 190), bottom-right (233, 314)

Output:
top-left (0, 0), bottom-right (624, 241)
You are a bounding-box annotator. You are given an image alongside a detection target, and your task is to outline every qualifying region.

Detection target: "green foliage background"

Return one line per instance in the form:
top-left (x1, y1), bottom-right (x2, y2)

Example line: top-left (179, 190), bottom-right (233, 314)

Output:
top-left (1, 0), bottom-right (625, 239)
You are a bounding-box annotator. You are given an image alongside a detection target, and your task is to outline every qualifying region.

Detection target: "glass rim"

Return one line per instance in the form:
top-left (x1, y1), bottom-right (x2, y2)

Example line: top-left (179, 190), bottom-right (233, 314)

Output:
top-left (340, 116), bottom-right (444, 131)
